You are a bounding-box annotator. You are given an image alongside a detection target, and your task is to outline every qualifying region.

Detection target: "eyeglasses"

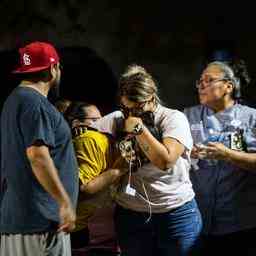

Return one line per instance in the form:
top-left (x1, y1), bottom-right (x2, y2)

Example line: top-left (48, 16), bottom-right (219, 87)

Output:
top-left (80, 117), bottom-right (101, 122)
top-left (119, 101), bottom-right (148, 118)
top-left (195, 78), bottom-right (228, 89)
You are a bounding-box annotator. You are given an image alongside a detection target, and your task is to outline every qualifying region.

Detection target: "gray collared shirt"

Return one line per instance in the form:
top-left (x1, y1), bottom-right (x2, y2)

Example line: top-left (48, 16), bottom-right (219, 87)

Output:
top-left (184, 103), bottom-right (256, 235)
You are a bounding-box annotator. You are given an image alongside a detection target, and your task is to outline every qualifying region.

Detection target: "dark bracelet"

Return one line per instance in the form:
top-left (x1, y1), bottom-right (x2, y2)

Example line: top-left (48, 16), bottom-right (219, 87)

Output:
top-left (133, 123), bottom-right (144, 135)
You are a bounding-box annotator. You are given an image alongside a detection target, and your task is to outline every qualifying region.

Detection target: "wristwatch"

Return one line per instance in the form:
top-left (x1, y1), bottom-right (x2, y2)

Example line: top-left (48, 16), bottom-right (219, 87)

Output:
top-left (132, 123), bottom-right (144, 135)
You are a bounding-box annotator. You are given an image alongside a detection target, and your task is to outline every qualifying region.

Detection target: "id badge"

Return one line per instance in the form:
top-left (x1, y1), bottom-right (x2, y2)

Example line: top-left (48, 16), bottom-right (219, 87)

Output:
top-left (230, 131), bottom-right (244, 151)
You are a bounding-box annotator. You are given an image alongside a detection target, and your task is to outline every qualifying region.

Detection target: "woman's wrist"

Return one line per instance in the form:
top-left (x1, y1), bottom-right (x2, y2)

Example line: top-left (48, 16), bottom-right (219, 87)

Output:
top-left (132, 122), bottom-right (144, 135)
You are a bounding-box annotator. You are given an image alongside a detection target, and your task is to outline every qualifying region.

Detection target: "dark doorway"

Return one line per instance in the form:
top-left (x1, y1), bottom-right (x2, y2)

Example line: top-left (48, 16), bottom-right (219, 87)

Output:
top-left (58, 47), bottom-right (118, 115)
top-left (0, 47), bottom-right (118, 115)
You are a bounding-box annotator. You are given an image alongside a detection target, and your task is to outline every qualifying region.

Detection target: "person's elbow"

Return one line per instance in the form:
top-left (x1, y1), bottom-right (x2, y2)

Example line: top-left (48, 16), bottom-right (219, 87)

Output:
top-left (150, 152), bottom-right (177, 170)
top-left (157, 157), bottom-right (177, 171)
top-left (159, 138), bottom-right (185, 170)
top-left (155, 147), bottom-right (182, 170)
top-left (26, 145), bottom-right (49, 165)
top-left (80, 183), bottom-right (96, 195)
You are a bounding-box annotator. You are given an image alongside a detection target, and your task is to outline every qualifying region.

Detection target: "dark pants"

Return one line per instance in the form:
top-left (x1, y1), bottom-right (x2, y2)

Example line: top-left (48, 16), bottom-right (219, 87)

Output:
top-left (114, 199), bottom-right (202, 256)
top-left (71, 227), bottom-right (90, 249)
top-left (201, 227), bottom-right (256, 256)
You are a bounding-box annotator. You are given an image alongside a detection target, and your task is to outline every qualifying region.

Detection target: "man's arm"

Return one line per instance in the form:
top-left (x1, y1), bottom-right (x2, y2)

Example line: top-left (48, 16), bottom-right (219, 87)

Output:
top-left (26, 143), bottom-right (76, 232)
top-left (204, 142), bottom-right (256, 172)
top-left (124, 116), bottom-right (185, 170)
top-left (80, 168), bottom-right (122, 194)
top-left (80, 156), bottom-right (127, 195)
top-left (136, 127), bottom-right (185, 170)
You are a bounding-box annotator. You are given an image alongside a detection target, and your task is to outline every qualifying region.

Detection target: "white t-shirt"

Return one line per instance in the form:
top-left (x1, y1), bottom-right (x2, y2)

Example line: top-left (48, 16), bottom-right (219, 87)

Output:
top-left (92, 105), bottom-right (195, 213)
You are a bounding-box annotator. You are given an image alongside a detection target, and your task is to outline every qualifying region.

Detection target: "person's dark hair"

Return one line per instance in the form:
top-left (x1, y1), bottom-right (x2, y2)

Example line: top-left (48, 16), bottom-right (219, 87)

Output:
top-left (15, 66), bottom-right (54, 82)
top-left (230, 59), bottom-right (251, 88)
top-left (54, 98), bottom-right (71, 114)
top-left (64, 101), bottom-right (91, 125)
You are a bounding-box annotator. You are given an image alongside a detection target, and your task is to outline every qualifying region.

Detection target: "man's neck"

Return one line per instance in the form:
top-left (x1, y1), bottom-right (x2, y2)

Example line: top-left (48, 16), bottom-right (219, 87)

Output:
top-left (210, 99), bottom-right (235, 113)
top-left (20, 81), bottom-right (49, 97)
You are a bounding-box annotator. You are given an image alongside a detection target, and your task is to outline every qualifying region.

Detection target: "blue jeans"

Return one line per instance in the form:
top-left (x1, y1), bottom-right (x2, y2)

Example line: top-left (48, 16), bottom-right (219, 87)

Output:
top-left (115, 199), bottom-right (202, 256)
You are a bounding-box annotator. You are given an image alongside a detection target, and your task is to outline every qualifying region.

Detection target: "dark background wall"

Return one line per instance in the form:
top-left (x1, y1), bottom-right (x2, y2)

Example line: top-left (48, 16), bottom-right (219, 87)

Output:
top-left (0, 1), bottom-right (255, 114)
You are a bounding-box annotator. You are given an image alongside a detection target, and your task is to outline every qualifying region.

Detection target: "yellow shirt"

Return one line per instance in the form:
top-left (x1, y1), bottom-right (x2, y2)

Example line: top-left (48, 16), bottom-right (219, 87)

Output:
top-left (72, 128), bottom-right (112, 231)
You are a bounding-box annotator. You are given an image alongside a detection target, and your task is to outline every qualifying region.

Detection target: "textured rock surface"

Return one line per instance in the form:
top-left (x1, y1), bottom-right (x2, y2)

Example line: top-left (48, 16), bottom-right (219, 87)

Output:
top-left (0, 2), bottom-right (255, 111)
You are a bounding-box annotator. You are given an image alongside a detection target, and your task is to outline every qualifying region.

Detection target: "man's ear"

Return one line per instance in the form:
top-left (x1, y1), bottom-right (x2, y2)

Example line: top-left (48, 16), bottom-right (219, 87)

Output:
top-left (50, 64), bottom-right (57, 79)
top-left (72, 119), bottom-right (81, 128)
top-left (226, 81), bottom-right (235, 94)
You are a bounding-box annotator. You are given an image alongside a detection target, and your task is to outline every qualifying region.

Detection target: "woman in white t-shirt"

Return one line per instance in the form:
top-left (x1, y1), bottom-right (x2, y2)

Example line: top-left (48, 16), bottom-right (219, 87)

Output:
top-left (93, 64), bottom-right (202, 256)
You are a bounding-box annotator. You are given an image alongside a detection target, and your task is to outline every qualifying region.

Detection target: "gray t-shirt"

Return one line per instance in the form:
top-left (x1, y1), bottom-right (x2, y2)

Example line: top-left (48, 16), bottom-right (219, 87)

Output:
top-left (0, 86), bottom-right (79, 234)
top-left (184, 103), bottom-right (256, 235)
top-left (92, 104), bottom-right (195, 213)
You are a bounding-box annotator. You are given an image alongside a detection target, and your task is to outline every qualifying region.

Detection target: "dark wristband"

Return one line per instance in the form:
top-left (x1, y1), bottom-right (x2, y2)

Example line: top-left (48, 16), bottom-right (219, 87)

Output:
top-left (133, 123), bottom-right (144, 135)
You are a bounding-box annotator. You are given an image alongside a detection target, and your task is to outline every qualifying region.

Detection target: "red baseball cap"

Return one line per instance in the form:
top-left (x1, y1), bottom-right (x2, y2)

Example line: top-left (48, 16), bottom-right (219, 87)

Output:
top-left (13, 41), bottom-right (60, 73)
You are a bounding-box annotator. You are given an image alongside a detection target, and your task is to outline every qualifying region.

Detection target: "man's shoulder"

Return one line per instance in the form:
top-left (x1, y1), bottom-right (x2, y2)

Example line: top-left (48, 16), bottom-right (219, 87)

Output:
top-left (16, 86), bottom-right (44, 102)
top-left (238, 104), bottom-right (256, 116)
top-left (184, 104), bottom-right (203, 115)
top-left (235, 104), bottom-right (256, 127)
top-left (20, 87), bottom-right (58, 116)
top-left (9, 86), bottom-right (51, 111)
top-left (183, 104), bottom-right (205, 121)
top-left (2, 87), bottom-right (41, 118)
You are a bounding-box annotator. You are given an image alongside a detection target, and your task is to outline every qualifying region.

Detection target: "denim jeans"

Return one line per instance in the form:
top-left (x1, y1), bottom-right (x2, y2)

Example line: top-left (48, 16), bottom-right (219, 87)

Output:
top-left (114, 199), bottom-right (202, 256)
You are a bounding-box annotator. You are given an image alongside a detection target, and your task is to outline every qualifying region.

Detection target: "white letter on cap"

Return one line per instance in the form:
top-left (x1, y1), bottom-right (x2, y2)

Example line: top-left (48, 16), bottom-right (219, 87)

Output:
top-left (23, 53), bottom-right (31, 65)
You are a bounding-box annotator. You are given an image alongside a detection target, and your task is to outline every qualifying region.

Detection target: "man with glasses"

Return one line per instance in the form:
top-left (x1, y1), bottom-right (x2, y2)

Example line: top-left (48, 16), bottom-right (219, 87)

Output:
top-left (65, 101), bottom-right (102, 128)
top-left (195, 78), bottom-right (230, 90)
top-left (185, 61), bottom-right (256, 256)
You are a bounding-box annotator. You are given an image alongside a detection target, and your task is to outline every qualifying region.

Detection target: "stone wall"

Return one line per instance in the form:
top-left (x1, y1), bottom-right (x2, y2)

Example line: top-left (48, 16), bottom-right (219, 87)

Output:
top-left (0, 1), bottom-right (255, 111)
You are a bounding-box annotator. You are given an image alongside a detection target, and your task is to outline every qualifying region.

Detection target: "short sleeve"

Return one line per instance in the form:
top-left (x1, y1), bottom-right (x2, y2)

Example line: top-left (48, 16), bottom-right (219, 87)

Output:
top-left (74, 136), bottom-right (108, 184)
top-left (91, 111), bottom-right (123, 136)
top-left (161, 110), bottom-right (193, 151)
top-left (20, 105), bottom-right (56, 148)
